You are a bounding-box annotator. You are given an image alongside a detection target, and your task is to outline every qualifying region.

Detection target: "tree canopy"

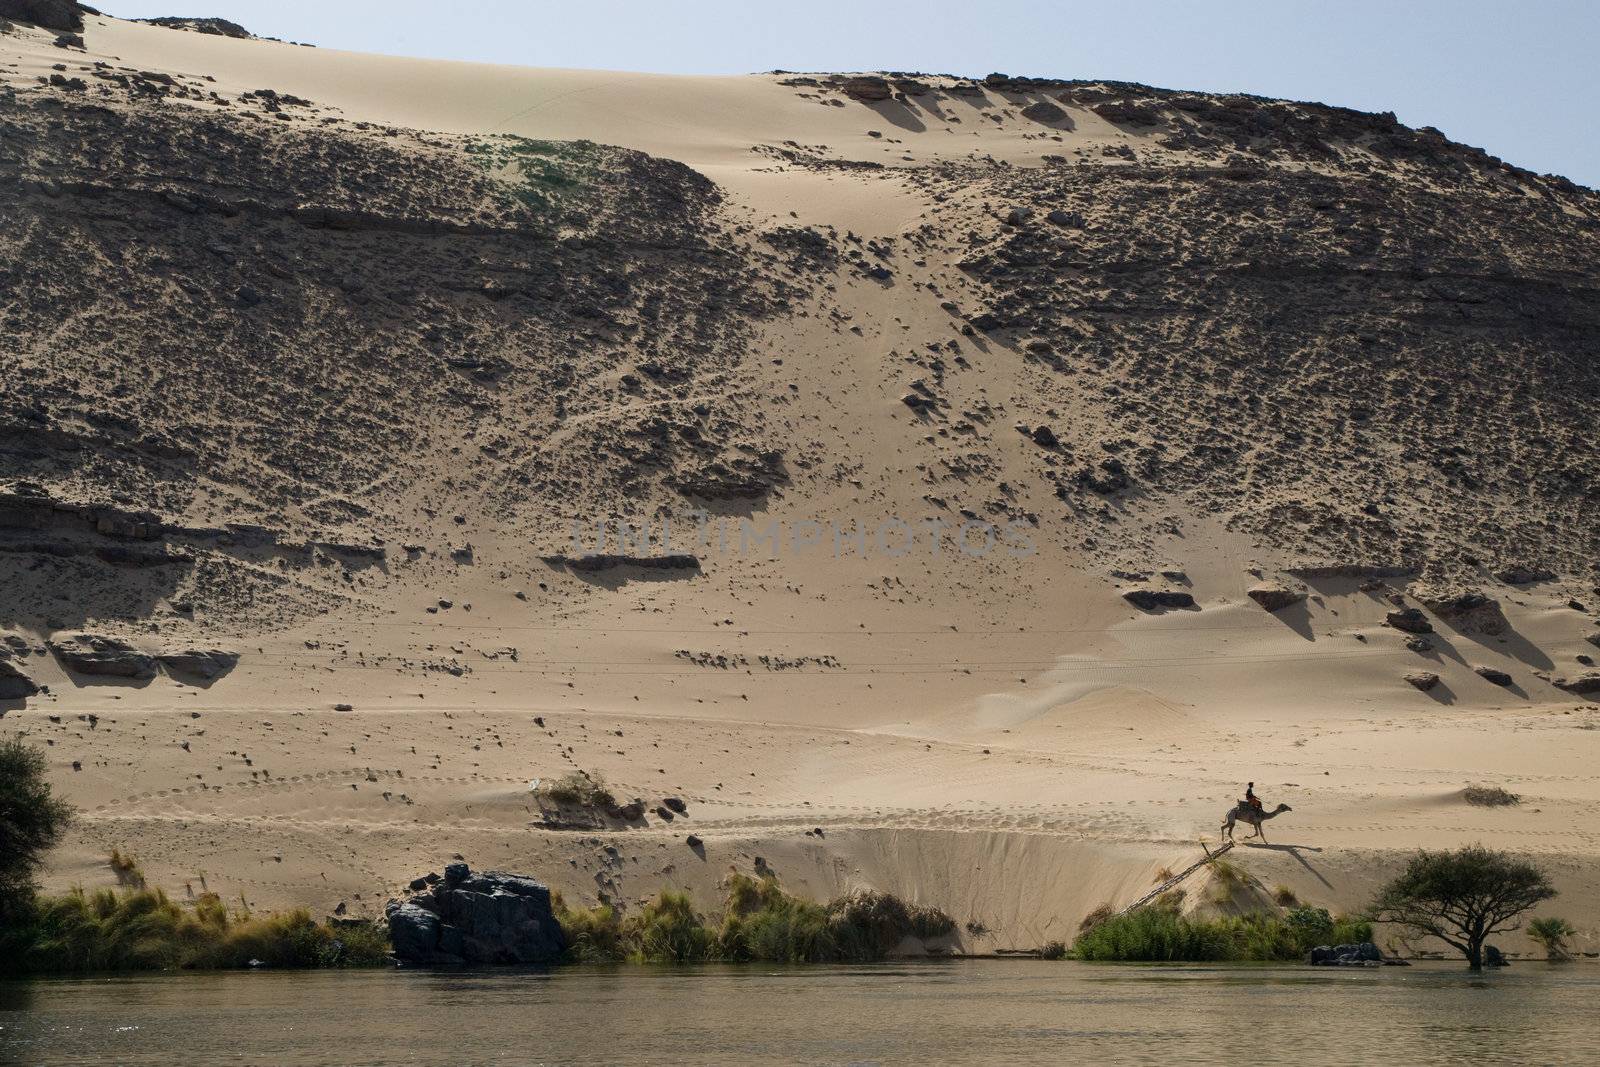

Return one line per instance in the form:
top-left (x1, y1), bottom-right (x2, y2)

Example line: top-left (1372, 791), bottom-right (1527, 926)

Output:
top-left (0, 737), bottom-right (75, 912)
top-left (1372, 845), bottom-right (1556, 969)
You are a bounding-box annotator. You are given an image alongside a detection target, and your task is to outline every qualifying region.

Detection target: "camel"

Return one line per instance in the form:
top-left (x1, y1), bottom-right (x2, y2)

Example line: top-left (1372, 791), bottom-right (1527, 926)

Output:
top-left (1221, 802), bottom-right (1292, 843)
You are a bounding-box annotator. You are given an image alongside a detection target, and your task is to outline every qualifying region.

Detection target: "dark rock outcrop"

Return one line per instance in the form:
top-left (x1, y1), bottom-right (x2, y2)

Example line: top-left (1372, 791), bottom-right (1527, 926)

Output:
top-left (544, 553), bottom-right (700, 574)
top-left (138, 16), bottom-right (253, 38)
top-left (386, 863), bottom-right (566, 966)
top-left (1247, 583), bottom-right (1305, 612)
top-left (1495, 565), bottom-right (1554, 585)
top-left (0, 659), bottom-right (40, 699)
top-left (1419, 590), bottom-right (1508, 636)
top-left (48, 634), bottom-right (158, 679)
top-left (1551, 673), bottom-right (1600, 695)
top-left (0, 1), bottom-right (83, 31)
top-left (1309, 941), bottom-right (1385, 966)
top-left (1020, 100), bottom-right (1067, 125)
top-left (1121, 588), bottom-right (1196, 611)
top-left (1474, 665), bottom-right (1514, 687)
top-left (158, 648), bottom-right (240, 681)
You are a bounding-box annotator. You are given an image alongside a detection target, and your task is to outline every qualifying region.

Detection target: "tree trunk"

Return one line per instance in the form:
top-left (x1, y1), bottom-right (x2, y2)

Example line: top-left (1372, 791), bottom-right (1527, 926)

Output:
top-left (1466, 940), bottom-right (1483, 970)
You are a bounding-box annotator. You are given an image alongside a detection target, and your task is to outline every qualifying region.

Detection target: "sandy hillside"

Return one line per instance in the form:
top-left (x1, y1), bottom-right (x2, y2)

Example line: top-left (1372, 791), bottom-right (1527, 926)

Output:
top-left (3, 9), bottom-right (1600, 956)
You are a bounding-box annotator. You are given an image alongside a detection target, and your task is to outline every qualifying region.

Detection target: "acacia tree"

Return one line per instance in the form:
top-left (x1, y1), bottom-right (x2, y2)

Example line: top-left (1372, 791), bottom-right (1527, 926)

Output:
top-left (1372, 845), bottom-right (1555, 969)
top-left (0, 737), bottom-right (75, 920)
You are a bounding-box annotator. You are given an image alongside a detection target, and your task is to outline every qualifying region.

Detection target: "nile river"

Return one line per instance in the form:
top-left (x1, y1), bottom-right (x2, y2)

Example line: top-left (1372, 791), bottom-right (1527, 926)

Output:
top-left (4, 960), bottom-right (1597, 1065)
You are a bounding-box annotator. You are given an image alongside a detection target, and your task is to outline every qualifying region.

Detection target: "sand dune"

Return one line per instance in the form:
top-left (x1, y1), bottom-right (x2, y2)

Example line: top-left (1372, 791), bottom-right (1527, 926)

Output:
top-left (3, 10), bottom-right (1599, 957)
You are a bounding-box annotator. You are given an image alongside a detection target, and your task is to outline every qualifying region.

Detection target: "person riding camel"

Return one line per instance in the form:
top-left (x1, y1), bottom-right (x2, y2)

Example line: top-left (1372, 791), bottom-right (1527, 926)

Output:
top-left (1244, 782), bottom-right (1263, 812)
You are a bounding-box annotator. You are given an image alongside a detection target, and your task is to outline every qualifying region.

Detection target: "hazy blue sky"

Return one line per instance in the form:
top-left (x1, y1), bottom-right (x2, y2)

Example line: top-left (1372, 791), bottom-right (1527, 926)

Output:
top-left (100, 1), bottom-right (1599, 186)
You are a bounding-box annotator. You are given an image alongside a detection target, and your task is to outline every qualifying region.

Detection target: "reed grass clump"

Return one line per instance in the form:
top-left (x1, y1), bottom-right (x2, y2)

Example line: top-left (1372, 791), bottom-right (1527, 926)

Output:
top-left (1071, 900), bottom-right (1372, 962)
top-left (2, 887), bottom-right (390, 975)
top-left (553, 875), bottom-right (956, 964)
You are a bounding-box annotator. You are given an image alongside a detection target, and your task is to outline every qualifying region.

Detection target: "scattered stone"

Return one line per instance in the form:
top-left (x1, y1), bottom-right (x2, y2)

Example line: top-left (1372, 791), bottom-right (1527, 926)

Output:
top-left (1404, 671), bottom-right (1440, 691)
top-left (605, 799), bottom-right (646, 821)
top-left (1030, 425), bottom-right (1059, 448)
top-left (386, 863), bottom-right (565, 965)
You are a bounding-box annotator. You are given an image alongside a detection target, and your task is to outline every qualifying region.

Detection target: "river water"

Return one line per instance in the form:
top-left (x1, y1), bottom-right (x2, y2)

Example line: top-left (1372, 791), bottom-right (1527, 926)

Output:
top-left (3, 961), bottom-right (1597, 1066)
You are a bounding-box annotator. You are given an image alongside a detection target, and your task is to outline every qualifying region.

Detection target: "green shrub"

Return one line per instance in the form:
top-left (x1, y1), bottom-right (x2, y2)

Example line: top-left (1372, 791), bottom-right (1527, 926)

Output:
top-left (1284, 905), bottom-right (1335, 952)
top-left (109, 849), bottom-right (147, 889)
top-left (1074, 900), bottom-right (1238, 962)
top-left (1528, 916), bottom-right (1576, 961)
top-left (1330, 915), bottom-right (1374, 945)
top-left (1073, 900), bottom-right (1373, 962)
top-left (1463, 785), bottom-right (1520, 807)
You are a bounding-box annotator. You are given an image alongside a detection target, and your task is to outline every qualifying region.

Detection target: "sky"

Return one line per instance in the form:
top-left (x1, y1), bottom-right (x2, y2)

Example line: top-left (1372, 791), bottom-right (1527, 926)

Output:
top-left (98, 1), bottom-right (1600, 187)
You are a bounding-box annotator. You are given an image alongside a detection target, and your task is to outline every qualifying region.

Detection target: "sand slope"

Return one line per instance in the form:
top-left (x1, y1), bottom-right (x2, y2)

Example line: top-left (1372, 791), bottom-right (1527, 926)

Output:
top-left (3, 12), bottom-right (1599, 956)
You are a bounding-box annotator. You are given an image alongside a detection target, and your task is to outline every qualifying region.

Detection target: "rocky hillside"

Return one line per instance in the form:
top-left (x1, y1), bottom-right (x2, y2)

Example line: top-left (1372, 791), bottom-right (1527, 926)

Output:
top-left (2, 81), bottom-right (792, 628)
top-left (3, 57), bottom-right (1598, 640)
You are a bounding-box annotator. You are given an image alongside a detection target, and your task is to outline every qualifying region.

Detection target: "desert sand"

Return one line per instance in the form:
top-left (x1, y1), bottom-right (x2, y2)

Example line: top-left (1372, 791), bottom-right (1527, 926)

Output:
top-left (3, 11), bottom-right (1599, 956)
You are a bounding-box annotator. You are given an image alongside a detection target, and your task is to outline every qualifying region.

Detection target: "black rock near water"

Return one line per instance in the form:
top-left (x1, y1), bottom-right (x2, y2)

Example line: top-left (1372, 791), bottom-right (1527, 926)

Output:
top-left (1309, 941), bottom-right (1385, 966)
top-left (386, 863), bottom-right (566, 965)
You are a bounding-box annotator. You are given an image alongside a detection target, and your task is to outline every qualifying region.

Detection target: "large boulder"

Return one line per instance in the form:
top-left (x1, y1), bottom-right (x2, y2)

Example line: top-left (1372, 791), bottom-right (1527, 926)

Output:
top-left (1404, 671), bottom-right (1440, 691)
top-left (1494, 565), bottom-right (1554, 585)
top-left (1385, 607), bottom-right (1433, 634)
top-left (48, 634), bottom-right (158, 680)
top-left (0, 1), bottom-right (83, 31)
top-left (386, 863), bottom-right (566, 966)
top-left (1309, 941), bottom-right (1384, 966)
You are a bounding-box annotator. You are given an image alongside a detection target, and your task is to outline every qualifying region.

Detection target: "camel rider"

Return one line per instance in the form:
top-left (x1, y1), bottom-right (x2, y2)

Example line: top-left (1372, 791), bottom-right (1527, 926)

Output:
top-left (1244, 782), bottom-right (1263, 812)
